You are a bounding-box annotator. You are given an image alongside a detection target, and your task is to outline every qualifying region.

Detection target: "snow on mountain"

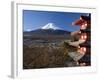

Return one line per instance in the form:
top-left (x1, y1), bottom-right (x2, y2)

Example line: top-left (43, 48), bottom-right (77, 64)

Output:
top-left (41, 23), bottom-right (61, 30)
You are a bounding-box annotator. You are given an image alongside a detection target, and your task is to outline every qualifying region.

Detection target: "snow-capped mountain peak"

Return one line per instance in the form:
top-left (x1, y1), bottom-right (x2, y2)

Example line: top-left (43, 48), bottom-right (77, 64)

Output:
top-left (41, 23), bottom-right (61, 30)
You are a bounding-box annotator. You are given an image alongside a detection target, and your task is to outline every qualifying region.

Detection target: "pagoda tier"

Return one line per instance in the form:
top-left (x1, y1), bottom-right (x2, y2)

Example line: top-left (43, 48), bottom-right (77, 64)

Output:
top-left (72, 14), bottom-right (91, 66)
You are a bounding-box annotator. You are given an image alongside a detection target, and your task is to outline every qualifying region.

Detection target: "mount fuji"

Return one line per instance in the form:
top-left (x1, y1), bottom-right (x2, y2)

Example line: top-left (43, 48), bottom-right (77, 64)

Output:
top-left (24, 23), bottom-right (71, 36)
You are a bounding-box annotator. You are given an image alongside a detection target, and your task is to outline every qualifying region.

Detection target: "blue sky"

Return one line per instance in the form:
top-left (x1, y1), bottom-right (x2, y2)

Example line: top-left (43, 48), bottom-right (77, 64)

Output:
top-left (23, 10), bottom-right (89, 32)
